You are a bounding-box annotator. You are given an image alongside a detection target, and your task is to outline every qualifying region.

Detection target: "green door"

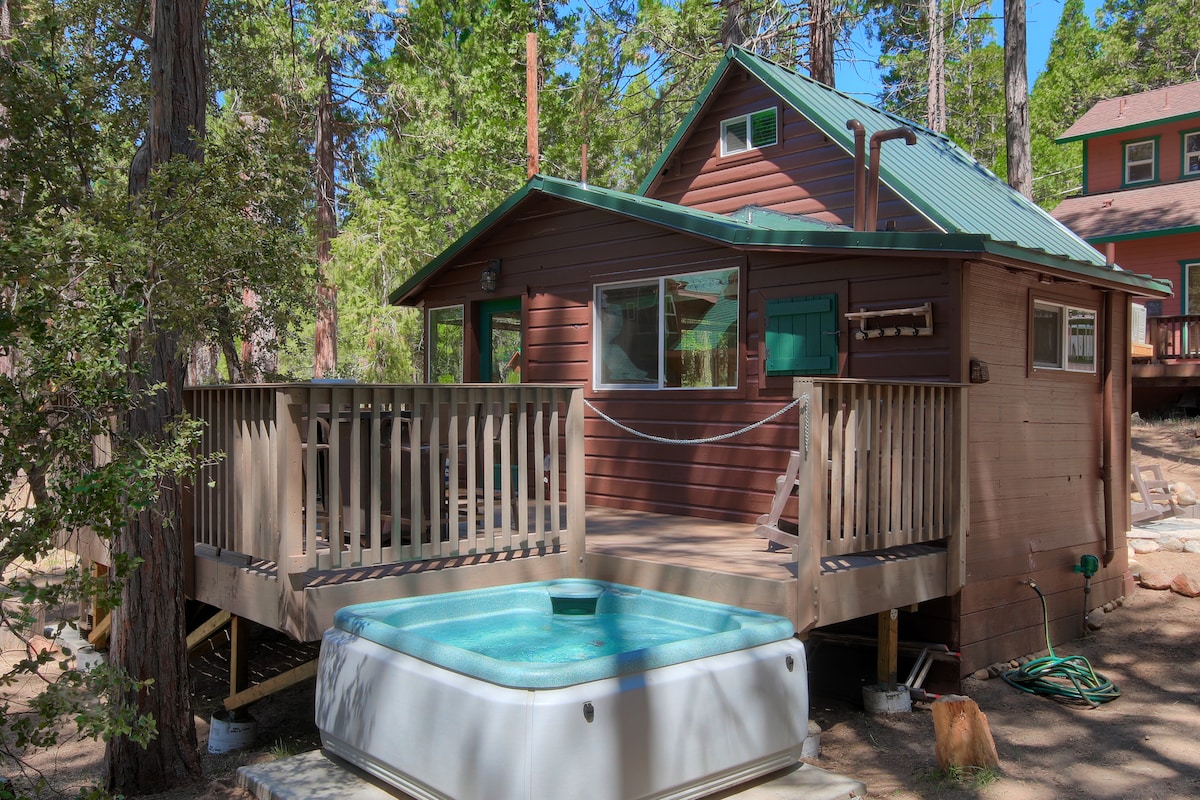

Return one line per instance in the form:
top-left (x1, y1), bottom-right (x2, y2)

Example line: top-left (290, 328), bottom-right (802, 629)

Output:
top-left (480, 297), bottom-right (523, 383)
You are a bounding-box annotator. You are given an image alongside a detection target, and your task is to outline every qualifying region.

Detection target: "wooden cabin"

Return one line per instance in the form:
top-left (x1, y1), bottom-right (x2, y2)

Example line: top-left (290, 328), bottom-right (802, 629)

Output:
top-left (71, 50), bottom-right (1171, 712)
top-left (390, 47), bottom-right (1170, 678)
top-left (1052, 81), bottom-right (1200, 414)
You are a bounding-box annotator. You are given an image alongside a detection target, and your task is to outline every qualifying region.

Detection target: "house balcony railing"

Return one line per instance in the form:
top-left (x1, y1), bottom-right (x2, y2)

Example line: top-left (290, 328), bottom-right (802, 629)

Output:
top-left (184, 383), bottom-right (586, 575)
top-left (1146, 315), bottom-right (1200, 362)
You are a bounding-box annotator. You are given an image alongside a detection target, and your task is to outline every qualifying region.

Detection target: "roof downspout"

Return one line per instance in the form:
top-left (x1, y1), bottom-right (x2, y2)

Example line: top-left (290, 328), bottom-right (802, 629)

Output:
top-left (865, 127), bottom-right (918, 232)
top-left (845, 120), bottom-right (867, 231)
top-left (1101, 290), bottom-right (1116, 566)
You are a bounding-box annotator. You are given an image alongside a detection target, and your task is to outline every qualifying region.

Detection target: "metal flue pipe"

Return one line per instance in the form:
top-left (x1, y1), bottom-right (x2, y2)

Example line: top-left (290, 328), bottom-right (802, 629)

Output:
top-left (865, 127), bottom-right (918, 232)
top-left (845, 120), bottom-right (867, 231)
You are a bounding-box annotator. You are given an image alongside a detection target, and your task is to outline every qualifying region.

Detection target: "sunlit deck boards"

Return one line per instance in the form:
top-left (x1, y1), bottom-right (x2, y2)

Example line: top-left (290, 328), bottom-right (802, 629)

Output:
top-left (585, 507), bottom-right (796, 581)
top-left (585, 507), bottom-right (949, 631)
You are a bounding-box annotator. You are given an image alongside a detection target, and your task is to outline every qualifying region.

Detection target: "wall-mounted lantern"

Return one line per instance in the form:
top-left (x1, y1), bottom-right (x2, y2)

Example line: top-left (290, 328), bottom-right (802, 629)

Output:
top-left (481, 259), bottom-right (502, 293)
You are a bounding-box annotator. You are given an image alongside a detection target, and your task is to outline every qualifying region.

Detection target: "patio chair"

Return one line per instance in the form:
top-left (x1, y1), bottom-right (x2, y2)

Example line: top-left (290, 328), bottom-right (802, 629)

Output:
top-left (755, 450), bottom-right (801, 549)
top-left (1130, 463), bottom-right (1179, 524)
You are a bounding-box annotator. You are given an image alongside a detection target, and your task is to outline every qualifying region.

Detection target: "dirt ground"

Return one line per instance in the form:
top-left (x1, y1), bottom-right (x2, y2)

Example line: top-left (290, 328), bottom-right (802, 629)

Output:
top-left (7, 420), bottom-right (1200, 799)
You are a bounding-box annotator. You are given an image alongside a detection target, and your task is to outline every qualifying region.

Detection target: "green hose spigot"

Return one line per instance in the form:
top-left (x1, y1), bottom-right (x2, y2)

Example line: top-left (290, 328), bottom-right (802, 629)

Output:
top-left (1074, 554), bottom-right (1100, 579)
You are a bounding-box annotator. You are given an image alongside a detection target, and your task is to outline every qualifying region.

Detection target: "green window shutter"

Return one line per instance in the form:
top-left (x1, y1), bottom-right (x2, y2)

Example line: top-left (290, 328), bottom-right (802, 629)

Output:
top-left (766, 294), bottom-right (838, 375)
top-left (750, 108), bottom-right (777, 148)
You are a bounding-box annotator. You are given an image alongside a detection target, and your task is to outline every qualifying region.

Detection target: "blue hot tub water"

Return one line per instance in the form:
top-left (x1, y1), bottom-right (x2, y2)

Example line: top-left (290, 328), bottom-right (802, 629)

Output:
top-left (332, 580), bottom-right (795, 689)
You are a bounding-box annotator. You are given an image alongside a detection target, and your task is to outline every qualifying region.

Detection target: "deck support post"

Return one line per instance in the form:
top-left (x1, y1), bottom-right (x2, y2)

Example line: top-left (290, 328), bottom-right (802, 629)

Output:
top-left (229, 614), bottom-right (250, 713)
top-left (877, 608), bottom-right (899, 690)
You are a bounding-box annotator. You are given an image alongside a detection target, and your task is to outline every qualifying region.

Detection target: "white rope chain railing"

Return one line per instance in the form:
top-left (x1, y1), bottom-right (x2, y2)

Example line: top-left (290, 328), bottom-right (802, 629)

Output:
top-left (583, 395), bottom-right (809, 449)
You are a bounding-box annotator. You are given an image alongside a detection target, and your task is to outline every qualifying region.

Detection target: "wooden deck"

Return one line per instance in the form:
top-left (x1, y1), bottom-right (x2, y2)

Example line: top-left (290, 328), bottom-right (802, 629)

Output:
top-left (585, 506), bottom-right (950, 631)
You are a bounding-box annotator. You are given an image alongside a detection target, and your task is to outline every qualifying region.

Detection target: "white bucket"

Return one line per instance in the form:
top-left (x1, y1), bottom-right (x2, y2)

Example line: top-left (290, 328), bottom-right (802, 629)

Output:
top-left (862, 684), bottom-right (912, 714)
top-left (208, 710), bottom-right (257, 754)
top-left (800, 720), bottom-right (822, 758)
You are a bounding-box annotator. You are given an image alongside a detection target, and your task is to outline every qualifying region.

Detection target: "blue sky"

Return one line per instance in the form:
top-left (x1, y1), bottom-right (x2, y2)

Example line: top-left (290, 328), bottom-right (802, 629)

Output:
top-left (835, 0), bottom-right (1105, 101)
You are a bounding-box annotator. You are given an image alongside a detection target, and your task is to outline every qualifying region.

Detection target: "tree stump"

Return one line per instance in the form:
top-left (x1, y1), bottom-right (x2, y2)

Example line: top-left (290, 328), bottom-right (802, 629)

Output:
top-left (933, 694), bottom-right (1000, 769)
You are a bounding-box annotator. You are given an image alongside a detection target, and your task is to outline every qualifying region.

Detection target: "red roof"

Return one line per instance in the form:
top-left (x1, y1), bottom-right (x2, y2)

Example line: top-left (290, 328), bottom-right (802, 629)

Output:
top-left (1059, 81), bottom-right (1200, 141)
top-left (1051, 180), bottom-right (1200, 240)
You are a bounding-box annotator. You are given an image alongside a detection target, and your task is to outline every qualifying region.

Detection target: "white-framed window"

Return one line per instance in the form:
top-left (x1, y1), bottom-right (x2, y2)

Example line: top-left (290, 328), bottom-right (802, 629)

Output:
top-left (1032, 300), bottom-right (1096, 373)
top-left (595, 267), bottom-right (739, 389)
top-left (427, 305), bottom-right (464, 383)
top-left (1184, 131), bottom-right (1200, 176)
top-left (1124, 139), bottom-right (1156, 184)
top-left (720, 107), bottom-right (778, 156)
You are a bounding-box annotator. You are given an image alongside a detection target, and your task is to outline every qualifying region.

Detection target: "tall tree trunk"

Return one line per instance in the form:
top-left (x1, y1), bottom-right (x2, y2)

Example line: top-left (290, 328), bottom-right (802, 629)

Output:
top-left (1004, 0), bottom-right (1032, 197)
top-left (809, 0), bottom-right (835, 86)
top-left (720, 0), bottom-right (747, 48)
top-left (314, 47), bottom-right (337, 378)
top-left (106, 0), bottom-right (204, 791)
top-left (926, 0), bottom-right (946, 132)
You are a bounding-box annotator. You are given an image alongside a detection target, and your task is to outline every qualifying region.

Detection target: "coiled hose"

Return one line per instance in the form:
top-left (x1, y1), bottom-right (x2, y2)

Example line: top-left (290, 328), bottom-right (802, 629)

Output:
top-left (1001, 580), bottom-right (1121, 708)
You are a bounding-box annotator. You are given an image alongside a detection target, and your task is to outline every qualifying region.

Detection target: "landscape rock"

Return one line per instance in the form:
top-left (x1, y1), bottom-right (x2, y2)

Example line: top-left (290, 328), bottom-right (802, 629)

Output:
top-left (1172, 482), bottom-right (1198, 506)
top-left (1139, 569), bottom-right (1174, 590)
top-left (1186, 541), bottom-right (1200, 554)
top-left (1160, 537), bottom-right (1186, 552)
top-left (972, 669), bottom-right (990, 681)
top-left (1131, 539), bottom-right (1161, 554)
top-left (1170, 573), bottom-right (1200, 598)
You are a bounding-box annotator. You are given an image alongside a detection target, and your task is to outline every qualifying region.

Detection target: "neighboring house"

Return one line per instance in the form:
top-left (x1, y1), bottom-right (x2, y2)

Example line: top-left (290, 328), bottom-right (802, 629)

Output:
top-left (1052, 82), bottom-right (1200, 413)
top-left (391, 47), bottom-right (1170, 676)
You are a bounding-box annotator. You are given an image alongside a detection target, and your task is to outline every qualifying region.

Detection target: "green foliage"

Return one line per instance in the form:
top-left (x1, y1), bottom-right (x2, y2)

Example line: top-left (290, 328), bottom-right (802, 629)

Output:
top-left (0, 0), bottom-right (316, 794)
top-left (1095, 0), bottom-right (1200, 93)
top-left (915, 763), bottom-right (1001, 793)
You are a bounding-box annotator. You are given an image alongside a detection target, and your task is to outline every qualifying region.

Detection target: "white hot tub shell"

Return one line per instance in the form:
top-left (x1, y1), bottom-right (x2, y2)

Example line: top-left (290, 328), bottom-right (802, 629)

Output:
top-left (315, 582), bottom-right (810, 800)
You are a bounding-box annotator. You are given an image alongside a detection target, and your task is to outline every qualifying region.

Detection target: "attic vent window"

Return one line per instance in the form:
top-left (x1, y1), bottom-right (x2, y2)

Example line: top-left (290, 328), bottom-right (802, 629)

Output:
top-left (720, 108), bottom-right (778, 156)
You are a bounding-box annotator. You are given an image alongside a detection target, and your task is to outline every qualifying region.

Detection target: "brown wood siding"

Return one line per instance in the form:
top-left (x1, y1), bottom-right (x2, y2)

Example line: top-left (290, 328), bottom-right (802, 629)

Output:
top-left (749, 253), bottom-right (961, 386)
top-left (1084, 117), bottom-right (1200, 193)
top-left (415, 194), bottom-right (965, 526)
top-left (1111, 230), bottom-right (1200, 316)
top-left (958, 262), bottom-right (1130, 673)
top-left (644, 66), bottom-right (936, 232)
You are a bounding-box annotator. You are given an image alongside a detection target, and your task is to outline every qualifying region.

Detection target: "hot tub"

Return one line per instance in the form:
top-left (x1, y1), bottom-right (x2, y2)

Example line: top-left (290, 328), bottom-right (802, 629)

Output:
top-left (315, 580), bottom-right (809, 800)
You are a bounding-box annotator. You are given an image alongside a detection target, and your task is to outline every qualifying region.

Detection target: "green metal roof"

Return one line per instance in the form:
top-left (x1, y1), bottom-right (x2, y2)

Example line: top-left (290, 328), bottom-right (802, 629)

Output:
top-left (637, 47), bottom-right (1113, 270)
top-left (389, 174), bottom-right (1170, 304)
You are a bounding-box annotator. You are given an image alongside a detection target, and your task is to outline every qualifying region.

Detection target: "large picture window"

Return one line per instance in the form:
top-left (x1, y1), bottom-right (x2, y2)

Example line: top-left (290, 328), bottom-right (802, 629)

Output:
top-left (720, 108), bottom-right (778, 156)
top-left (1032, 299), bottom-right (1096, 373)
top-left (1123, 139), bottom-right (1156, 184)
top-left (595, 268), bottom-right (739, 389)
top-left (428, 305), bottom-right (464, 383)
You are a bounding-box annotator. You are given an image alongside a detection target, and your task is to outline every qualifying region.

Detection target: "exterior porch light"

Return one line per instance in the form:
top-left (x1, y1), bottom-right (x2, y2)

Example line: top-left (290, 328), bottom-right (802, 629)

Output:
top-left (481, 259), bottom-right (502, 293)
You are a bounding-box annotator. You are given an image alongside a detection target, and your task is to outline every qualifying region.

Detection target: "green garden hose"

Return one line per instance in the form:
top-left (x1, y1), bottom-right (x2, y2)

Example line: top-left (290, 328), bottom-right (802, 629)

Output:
top-left (1001, 579), bottom-right (1121, 708)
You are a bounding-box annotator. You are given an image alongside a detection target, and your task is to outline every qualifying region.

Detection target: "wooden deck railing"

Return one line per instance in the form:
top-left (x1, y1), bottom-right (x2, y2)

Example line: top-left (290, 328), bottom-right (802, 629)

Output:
top-left (185, 384), bottom-right (586, 574)
top-left (1148, 315), bottom-right (1200, 361)
top-left (791, 378), bottom-right (968, 596)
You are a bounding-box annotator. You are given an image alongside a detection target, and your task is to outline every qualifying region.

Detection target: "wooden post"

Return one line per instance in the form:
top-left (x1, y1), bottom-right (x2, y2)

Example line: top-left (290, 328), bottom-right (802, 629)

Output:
top-left (566, 388), bottom-right (586, 577)
top-left (794, 379), bottom-right (821, 633)
top-left (526, 32), bottom-right (539, 179)
top-left (229, 614), bottom-right (250, 707)
top-left (877, 608), bottom-right (899, 689)
top-left (933, 695), bottom-right (1000, 769)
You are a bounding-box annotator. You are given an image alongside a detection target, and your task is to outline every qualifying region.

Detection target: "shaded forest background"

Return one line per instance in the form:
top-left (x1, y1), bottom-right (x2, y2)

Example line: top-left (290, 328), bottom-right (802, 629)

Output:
top-left (8, 0), bottom-right (1195, 384)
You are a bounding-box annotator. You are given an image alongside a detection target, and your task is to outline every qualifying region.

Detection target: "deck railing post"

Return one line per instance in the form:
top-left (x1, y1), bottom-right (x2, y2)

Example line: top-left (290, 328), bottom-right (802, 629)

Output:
top-left (946, 386), bottom-right (968, 592)
top-left (566, 388), bottom-right (586, 577)
top-left (276, 387), bottom-right (306, 573)
top-left (793, 378), bottom-right (821, 632)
